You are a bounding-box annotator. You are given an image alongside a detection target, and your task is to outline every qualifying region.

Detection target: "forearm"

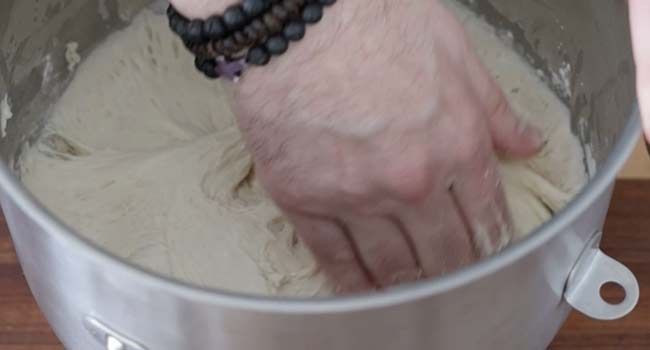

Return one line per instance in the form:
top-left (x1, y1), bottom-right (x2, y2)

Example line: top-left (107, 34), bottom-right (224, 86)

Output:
top-left (168, 0), bottom-right (427, 36)
top-left (168, 0), bottom-right (408, 81)
top-left (168, 0), bottom-right (449, 126)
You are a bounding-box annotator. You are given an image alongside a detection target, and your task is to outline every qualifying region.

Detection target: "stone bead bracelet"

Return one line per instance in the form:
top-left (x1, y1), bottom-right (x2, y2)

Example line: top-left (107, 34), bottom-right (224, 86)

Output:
top-left (167, 0), bottom-right (336, 80)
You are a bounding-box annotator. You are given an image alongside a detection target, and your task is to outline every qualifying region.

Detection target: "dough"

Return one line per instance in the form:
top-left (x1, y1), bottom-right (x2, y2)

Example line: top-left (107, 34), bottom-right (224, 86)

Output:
top-left (18, 4), bottom-right (587, 297)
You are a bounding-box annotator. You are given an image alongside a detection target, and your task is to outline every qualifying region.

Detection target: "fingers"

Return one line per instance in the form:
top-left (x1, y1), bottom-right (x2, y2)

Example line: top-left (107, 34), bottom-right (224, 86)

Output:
top-left (399, 192), bottom-right (477, 278)
top-left (343, 215), bottom-right (421, 286)
top-left (286, 176), bottom-right (503, 290)
top-left (450, 157), bottom-right (513, 257)
top-left (629, 0), bottom-right (650, 139)
top-left (461, 49), bottom-right (543, 157)
top-left (485, 95), bottom-right (543, 158)
top-left (288, 211), bottom-right (421, 292)
top-left (288, 193), bottom-right (478, 291)
top-left (286, 212), bottom-right (374, 293)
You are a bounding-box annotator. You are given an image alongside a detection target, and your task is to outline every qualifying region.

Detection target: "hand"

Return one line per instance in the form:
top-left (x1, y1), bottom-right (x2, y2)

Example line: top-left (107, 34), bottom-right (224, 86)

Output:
top-left (630, 0), bottom-right (650, 140)
top-left (171, 0), bottom-right (542, 293)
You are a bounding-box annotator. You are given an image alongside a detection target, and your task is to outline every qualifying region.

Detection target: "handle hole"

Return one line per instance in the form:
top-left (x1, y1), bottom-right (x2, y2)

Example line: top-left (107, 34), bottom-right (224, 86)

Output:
top-left (600, 282), bottom-right (626, 305)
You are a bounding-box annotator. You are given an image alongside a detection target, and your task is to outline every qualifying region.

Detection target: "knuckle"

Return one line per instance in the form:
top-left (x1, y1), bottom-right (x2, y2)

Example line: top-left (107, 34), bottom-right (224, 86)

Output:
top-left (364, 252), bottom-right (418, 286)
top-left (264, 167), bottom-right (364, 211)
top-left (260, 171), bottom-right (309, 209)
top-left (338, 176), bottom-right (373, 203)
top-left (266, 185), bottom-right (303, 209)
top-left (452, 123), bottom-right (490, 165)
top-left (382, 158), bottom-right (433, 202)
top-left (455, 142), bottom-right (483, 165)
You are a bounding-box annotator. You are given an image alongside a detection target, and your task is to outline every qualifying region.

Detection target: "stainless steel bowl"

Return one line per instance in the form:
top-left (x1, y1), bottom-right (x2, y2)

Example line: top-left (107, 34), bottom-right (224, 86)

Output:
top-left (0, 1), bottom-right (641, 349)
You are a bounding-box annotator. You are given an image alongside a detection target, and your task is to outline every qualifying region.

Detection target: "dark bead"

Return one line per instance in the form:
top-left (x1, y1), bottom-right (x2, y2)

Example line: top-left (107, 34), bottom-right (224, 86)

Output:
top-left (214, 40), bottom-right (225, 54)
top-left (184, 20), bottom-right (205, 43)
top-left (243, 25), bottom-right (262, 44)
top-left (319, 0), bottom-right (336, 5)
top-left (233, 31), bottom-right (254, 46)
top-left (263, 13), bottom-right (283, 33)
top-left (183, 40), bottom-right (209, 57)
top-left (248, 28), bottom-right (263, 44)
top-left (265, 35), bottom-right (289, 55)
top-left (195, 44), bottom-right (214, 58)
top-left (271, 4), bottom-right (290, 22)
top-left (221, 37), bottom-right (241, 54)
top-left (168, 14), bottom-right (181, 30)
top-left (242, 0), bottom-right (266, 17)
top-left (251, 19), bottom-right (269, 37)
top-left (203, 16), bottom-right (227, 40)
top-left (246, 46), bottom-right (271, 65)
top-left (170, 15), bottom-right (188, 35)
top-left (226, 38), bottom-right (242, 53)
top-left (302, 3), bottom-right (323, 23)
top-left (283, 21), bottom-right (305, 41)
top-left (233, 31), bottom-right (245, 45)
top-left (185, 42), bottom-right (203, 56)
top-left (223, 5), bottom-right (247, 30)
top-left (167, 5), bottom-right (189, 21)
top-left (166, 5), bottom-right (177, 17)
top-left (182, 38), bottom-right (197, 52)
top-left (194, 57), bottom-right (220, 79)
top-left (282, 0), bottom-right (301, 18)
top-left (210, 40), bottom-right (222, 54)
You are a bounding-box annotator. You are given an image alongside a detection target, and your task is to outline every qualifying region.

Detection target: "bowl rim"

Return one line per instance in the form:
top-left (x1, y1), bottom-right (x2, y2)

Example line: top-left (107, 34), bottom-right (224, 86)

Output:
top-left (0, 106), bottom-right (641, 314)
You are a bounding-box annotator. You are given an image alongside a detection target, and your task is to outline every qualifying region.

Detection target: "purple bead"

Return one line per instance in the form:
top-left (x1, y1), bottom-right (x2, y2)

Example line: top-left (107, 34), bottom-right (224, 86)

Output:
top-left (216, 60), bottom-right (245, 80)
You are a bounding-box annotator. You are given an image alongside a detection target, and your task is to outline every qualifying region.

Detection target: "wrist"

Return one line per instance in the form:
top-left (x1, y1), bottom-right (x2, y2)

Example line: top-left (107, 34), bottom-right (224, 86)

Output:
top-left (169, 0), bottom-right (239, 20)
top-left (236, 0), bottom-right (438, 85)
top-left (232, 0), bottom-right (443, 125)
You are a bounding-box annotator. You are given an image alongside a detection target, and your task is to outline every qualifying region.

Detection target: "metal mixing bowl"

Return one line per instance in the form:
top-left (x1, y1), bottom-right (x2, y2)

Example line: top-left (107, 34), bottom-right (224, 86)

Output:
top-left (0, 1), bottom-right (641, 349)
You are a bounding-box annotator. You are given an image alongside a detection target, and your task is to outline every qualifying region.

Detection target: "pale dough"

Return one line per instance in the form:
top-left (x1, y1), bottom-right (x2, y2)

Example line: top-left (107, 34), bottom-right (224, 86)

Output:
top-left (18, 4), bottom-right (587, 297)
top-left (1, 94), bottom-right (12, 138)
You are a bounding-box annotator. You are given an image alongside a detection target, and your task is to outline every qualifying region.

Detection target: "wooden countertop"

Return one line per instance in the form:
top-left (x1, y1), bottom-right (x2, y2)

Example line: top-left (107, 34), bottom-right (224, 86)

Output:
top-left (1, 181), bottom-right (649, 350)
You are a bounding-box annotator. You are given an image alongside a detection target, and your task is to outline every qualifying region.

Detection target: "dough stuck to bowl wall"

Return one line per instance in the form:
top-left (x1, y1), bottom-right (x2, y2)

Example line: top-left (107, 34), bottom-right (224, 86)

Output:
top-left (17, 2), bottom-right (587, 297)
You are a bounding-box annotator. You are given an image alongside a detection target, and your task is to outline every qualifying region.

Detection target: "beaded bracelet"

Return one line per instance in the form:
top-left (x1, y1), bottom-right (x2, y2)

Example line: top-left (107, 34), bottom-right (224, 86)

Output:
top-left (167, 0), bottom-right (336, 81)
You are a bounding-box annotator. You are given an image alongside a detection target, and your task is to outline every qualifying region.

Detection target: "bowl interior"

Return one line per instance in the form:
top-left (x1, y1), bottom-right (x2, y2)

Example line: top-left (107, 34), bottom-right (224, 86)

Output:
top-left (0, 0), bottom-right (638, 296)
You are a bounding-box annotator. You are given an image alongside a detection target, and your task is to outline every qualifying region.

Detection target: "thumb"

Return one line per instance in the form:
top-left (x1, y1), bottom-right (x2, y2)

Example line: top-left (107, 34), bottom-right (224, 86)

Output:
top-left (462, 50), bottom-right (544, 158)
top-left (486, 95), bottom-right (544, 158)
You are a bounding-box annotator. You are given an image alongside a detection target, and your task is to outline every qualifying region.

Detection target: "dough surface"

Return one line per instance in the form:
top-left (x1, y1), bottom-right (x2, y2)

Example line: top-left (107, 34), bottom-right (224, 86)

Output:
top-left (18, 4), bottom-right (587, 297)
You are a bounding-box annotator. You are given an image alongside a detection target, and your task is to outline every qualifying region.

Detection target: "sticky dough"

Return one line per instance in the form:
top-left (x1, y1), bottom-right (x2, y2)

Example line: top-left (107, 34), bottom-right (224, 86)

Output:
top-left (19, 4), bottom-right (587, 297)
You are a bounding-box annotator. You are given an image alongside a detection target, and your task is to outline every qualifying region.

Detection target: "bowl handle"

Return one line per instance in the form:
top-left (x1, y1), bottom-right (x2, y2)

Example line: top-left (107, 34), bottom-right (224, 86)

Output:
top-left (564, 231), bottom-right (639, 320)
top-left (84, 316), bottom-right (147, 350)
